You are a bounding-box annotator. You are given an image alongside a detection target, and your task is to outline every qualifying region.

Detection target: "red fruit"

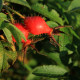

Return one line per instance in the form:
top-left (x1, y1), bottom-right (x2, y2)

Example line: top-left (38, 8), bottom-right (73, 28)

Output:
top-left (24, 16), bottom-right (53, 35)
top-left (12, 23), bottom-right (29, 43)
top-left (24, 16), bottom-right (60, 46)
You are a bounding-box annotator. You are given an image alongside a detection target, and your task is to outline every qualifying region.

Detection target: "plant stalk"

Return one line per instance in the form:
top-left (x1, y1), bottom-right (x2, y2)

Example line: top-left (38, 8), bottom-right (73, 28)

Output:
top-left (4, 5), bottom-right (25, 19)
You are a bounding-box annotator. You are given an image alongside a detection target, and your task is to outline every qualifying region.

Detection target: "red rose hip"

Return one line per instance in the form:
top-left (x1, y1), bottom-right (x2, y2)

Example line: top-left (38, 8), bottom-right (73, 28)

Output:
top-left (24, 16), bottom-right (52, 35)
top-left (24, 16), bottom-right (61, 46)
top-left (12, 23), bottom-right (29, 43)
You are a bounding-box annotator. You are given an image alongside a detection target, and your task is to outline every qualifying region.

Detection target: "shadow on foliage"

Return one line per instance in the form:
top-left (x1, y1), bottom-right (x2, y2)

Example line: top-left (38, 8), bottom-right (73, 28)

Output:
top-left (1, 60), bottom-right (28, 80)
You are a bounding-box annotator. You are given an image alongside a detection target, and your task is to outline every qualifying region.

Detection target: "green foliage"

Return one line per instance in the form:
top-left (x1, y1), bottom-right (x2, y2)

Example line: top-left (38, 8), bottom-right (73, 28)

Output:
top-left (27, 73), bottom-right (41, 80)
top-left (46, 21), bottom-right (58, 28)
top-left (0, 13), bottom-right (7, 19)
top-left (6, 23), bottom-right (26, 44)
top-left (0, 13), bottom-right (26, 45)
top-left (31, 3), bottom-right (63, 25)
top-left (6, 0), bottom-right (31, 9)
top-left (68, 0), bottom-right (80, 12)
top-left (0, 0), bottom-right (2, 11)
top-left (32, 65), bottom-right (68, 78)
top-left (0, 0), bottom-right (80, 80)
top-left (69, 28), bottom-right (80, 40)
top-left (3, 28), bottom-right (12, 42)
top-left (59, 27), bottom-right (72, 51)
top-left (27, 73), bottom-right (59, 80)
top-left (0, 41), bottom-right (17, 72)
top-left (44, 52), bottom-right (65, 68)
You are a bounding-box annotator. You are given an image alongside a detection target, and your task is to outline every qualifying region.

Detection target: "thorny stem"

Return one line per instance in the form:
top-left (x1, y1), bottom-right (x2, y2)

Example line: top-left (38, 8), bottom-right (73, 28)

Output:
top-left (54, 26), bottom-right (72, 29)
top-left (22, 44), bottom-right (28, 64)
top-left (24, 46), bottom-right (28, 63)
top-left (30, 44), bottom-right (39, 54)
top-left (50, 25), bottom-right (72, 46)
top-left (23, 38), bottom-right (45, 49)
top-left (31, 37), bottom-right (45, 44)
top-left (30, 44), bottom-right (48, 56)
top-left (49, 34), bottom-right (60, 46)
top-left (4, 5), bottom-right (25, 19)
top-left (23, 37), bottom-right (47, 58)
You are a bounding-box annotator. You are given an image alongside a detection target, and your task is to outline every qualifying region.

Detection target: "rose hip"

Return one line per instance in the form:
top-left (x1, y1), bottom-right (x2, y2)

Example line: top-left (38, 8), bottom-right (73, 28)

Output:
top-left (12, 23), bottom-right (29, 43)
top-left (24, 16), bottom-right (63, 46)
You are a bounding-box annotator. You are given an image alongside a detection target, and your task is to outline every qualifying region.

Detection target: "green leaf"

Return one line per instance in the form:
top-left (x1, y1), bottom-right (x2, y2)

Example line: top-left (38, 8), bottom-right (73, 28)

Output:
top-left (6, 23), bottom-right (26, 50)
top-left (27, 73), bottom-right (58, 80)
top-left (6, 0), bottom-right (31, 9)
top-left (68, 0), bottom-right (80, 11)
top-left (45, 52), bottom-right (65, 67)
top-left (0, 13), bottom-right (9, 29)
top-left (3, 27), bottom-right (12, 43)
top-left (59, 27), bottom-right (72, 51)
top-left (6, 23), bottom-right (26, 44)
top-left (69, 28), bottom-right (80, 40)
top-left (0, 14), bottom-right (26, 44)
top-left (0, 42), bottom-right (17, 72)
top-left (0, 0), bottom-right (2, 11)
top-left (59, 27), bottom-right (73, 65)
top-left (75, 13), bottom-right (80, 28)
top-left (0, 19), bottom-right (9, 29)
top-left (0, 13), bottom-right (7, 19)
top-left (32, 65), bottom-right (68, 78)
top-left (0, 18), bottom-right (26, 49)
top-left (31, 3), bottom-right (63, 25)
top-left (1, 41), bottom-right (12, 48)
top-left (0, 20), bottom-right (26, 50)
top-left (46, 21), bottom-right (58, 28)
top-left (0, 17), bottom-right (26, 43)
top-left (27, 73), bottom-right (41, 80)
